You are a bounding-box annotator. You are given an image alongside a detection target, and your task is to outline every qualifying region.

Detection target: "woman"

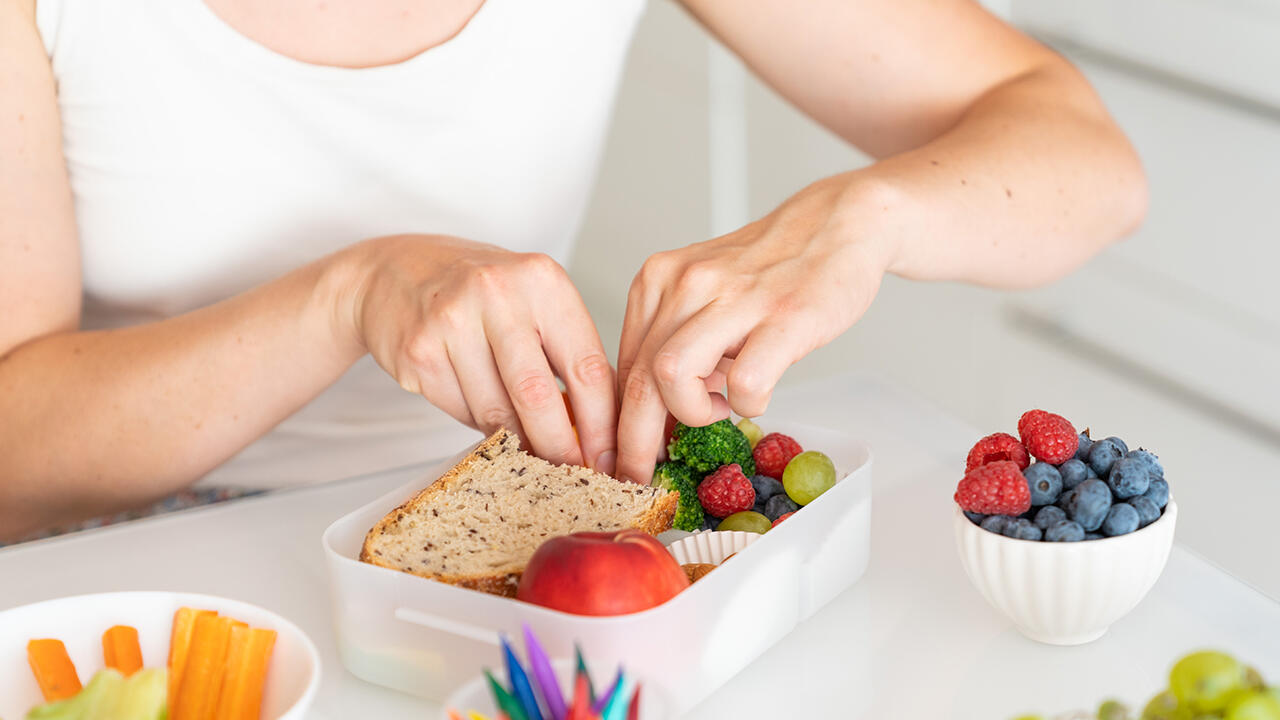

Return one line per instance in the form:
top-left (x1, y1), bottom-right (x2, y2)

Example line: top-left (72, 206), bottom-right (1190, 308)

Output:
top-left (0, 0), bottom-right (1146, 541)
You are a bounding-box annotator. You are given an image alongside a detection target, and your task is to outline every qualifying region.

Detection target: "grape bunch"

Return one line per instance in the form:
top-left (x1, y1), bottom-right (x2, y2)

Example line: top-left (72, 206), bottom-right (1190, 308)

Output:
top-left (1011, 650), bottom-right (1279, 720)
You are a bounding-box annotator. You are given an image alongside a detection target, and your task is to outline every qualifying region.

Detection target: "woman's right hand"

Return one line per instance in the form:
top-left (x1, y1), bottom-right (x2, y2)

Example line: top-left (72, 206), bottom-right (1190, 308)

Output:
top-left (338, 235), bottom-right (618, 472)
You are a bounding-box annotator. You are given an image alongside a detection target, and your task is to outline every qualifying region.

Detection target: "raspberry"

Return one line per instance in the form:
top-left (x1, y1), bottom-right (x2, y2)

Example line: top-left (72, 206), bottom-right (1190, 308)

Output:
top-left (1017, 410), bottom-right (1079, 464)
top-left (753, 433), bottom-right (803, 479)
top-left (965, 432), bottom-right (1030, 472)
top-left (772, 512), bottom-right (794, 528)
top-left (954, 460), bottom-right (1032, 515)
top-left (697, 464), bottom-right (755, 518)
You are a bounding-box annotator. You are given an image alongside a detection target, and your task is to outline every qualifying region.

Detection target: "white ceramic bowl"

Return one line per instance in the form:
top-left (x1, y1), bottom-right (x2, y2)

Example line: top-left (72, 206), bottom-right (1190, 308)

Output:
top-left (0, 591), bottom-right (320, 719)
top-left (954, 500), bottom-right (1178, 645)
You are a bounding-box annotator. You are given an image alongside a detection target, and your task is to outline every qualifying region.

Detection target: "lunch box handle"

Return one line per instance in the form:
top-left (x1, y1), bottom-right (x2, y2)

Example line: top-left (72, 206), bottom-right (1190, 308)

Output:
top-left (394, 607), bottom-right (503, 646)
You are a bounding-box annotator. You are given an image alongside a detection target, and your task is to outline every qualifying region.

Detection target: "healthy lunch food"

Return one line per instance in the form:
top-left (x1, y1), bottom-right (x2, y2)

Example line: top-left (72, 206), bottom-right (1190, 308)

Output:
top-left (1011, 649), bottom-right (1279, 720)
top-left (956, 410), bottom-right (1170, 542)
top-left (653, 418), bottom-right (837, 533)
top-left (360, 428), bottom-right (679, 597)
top-left (21, 608), bottom-right (275, 720)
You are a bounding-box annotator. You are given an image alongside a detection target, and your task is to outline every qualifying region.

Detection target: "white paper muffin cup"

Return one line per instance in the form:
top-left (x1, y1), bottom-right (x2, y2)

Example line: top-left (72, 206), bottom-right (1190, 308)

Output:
top-left (665, 530), bottom-right (761, 566)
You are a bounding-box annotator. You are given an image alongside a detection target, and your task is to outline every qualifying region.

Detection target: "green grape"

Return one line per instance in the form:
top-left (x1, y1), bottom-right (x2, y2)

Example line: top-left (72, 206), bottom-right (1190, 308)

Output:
top-left (736, 417), bottom-right (764, 449)
top-left (1141, 690), bottom-right (1180, 720)
top-left (1225, 690), bottom-right (1280, 720)
top-left (1171, 651), bottom-right (1247, 713)
top-left (782, 451), bottom-right (836, 505)
top-left (717, 510), bottom-right (772, 534)
top-left (1245, 667), bottom-right (1267, 691)
top-left (1099, 699), bottom-right (1131, 720)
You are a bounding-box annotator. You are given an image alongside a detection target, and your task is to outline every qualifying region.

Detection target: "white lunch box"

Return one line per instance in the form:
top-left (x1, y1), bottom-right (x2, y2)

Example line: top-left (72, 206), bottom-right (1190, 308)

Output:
top-left (321, 421), bottom-right (872, 716)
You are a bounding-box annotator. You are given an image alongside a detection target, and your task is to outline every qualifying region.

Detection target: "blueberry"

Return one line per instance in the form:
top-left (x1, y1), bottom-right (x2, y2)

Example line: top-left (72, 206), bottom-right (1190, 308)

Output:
top-left (1003, 518), bottom-right (1043, 541)
top-left (1129, 496), bottom-right (1161, 528)
top-left (764, 493), bottom-right (800, 522)
top-left (702, 516), bottom-right (720, 532)
top-left (1085, 532), bottom-right (1104, 540)
top-left (980, 515), bottom-right (1014, 535)
top-left (752, 497), bottom-right (769, 515)
top-left (1075, 431), bottom-right (1094, 462)
top-left (1033, 505), bottom-right (1067, 530)
top-left (1045, 520), bottom-right (1086, 542)
top-left (1105, 436), bottom-right (1130, 454)
top-left (1125, 449), bottom-right (1164, 479)
top-left (1143, 478), bottom-right (1170, 509)
top-left (749, 474), bottom-right (785, 502)
top-left (1057, 487), bottom-right (1078, 511)
top-left (1024, 463), bottom-right (1063, 506)
top-left (1101, 503), bottom-right (1140, 536)
top-left (1058, 458), bottom-right (1089, 490)
top-left (1087, 439), bottom-right (1123, 477)
top-left (1086, 464), bottom-right (1100, 479)
top-left (964, 511), bottom-right (987, 525)
top-left (1066, 478), bottom-right (1112, 532)
top-left (1108, 456), bottom-right (1152, 499)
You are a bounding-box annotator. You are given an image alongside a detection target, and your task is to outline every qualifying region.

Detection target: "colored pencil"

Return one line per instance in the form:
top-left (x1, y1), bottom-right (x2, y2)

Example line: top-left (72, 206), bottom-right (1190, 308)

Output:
top-left (502, 636), bottom-right (545, 720)
top-left (484, 668), bottom-right (530, 720)
top-left (523, 624), bottom-right (567, 720)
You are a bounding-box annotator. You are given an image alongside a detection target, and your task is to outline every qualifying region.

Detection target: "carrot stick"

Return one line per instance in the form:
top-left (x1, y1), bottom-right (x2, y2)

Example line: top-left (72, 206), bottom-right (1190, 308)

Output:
top-left (172, 613), bottom-right (236, 720)
top-left (169, 608), bottom-right (217, 709)
top-left (27, 638), bottom-right (82, 702)
top-left (102, 625), bottom-right (144, 676)
top-left (213, 626), bottom-right (276, 720)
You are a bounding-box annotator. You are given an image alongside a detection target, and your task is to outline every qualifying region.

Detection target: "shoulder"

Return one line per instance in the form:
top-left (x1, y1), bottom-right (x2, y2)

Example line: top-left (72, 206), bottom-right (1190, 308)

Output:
top-left (6, 0), bottom-right (38, 22)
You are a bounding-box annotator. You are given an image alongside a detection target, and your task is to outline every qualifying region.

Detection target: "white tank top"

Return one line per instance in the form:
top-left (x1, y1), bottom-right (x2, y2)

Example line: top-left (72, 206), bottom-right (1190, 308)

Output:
top-left (36, 0), bottom-right (645, 488)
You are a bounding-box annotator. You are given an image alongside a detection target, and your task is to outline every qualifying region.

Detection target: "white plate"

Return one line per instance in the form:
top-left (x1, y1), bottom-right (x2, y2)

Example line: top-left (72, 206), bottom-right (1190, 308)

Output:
top-left (0, 591), bottom-right (319, 720)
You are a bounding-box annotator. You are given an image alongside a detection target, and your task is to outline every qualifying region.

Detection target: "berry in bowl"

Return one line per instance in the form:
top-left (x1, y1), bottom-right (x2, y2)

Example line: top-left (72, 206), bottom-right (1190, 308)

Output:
top-left (953, 410), bottom-right (1177, 645)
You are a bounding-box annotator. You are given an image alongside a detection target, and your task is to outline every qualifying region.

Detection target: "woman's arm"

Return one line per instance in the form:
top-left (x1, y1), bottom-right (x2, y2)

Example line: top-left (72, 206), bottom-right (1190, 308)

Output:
top-left (0, 1), bottom-right (616, 539)
top-left (612, 0), bottom-right (1147, 483)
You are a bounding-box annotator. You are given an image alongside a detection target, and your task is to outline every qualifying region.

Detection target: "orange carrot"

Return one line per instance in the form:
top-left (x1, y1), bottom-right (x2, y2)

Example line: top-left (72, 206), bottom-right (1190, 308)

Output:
top-left (213, 626), bottom-right (277, 720)
top-left (172, 613), bottom-right (236, 720)
top-left (102, 625), bottom-right (144, 676)
top-left (169, 608), bottom-right (216, 709)
top-left (27, 638), bottom-right (82, 702)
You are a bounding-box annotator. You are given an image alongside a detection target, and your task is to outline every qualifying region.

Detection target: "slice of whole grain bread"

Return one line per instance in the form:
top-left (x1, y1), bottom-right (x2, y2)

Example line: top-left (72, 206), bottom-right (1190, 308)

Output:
top-left (360, 428), bottom-right (678, 597)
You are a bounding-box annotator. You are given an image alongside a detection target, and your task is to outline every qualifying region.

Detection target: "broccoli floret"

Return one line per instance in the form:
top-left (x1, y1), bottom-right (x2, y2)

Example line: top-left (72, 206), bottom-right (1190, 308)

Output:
top-left (651, 461), bottom-right (705, 532)
top-left (666, 419), bottom-right (756, 477)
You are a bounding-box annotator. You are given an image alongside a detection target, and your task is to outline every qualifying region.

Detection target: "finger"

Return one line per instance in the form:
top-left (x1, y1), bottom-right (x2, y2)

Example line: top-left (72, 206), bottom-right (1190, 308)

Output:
top-left (614, 356), bottom-right (670, 486)
top-left (652, 302), bottom-right (754, 427)
top-left (615, 301), bottom-right (726, 485)
top-left (484, 318), bottom-right (582, 466)
top-left (445, 334), bottom-right (526, 441)
top-left (617, 257), bottom-right (669, 395)
top-left (538, 293), bottom-right (619, 475)
top-left (727, 317), bottom-right (818, 418)
top-left (396, 336), bottom-right (476, 428)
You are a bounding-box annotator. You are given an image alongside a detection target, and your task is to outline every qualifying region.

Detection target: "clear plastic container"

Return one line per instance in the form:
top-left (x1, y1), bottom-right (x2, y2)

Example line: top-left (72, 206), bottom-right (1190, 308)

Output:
top-left (321, 422), bottom-right (872, 716)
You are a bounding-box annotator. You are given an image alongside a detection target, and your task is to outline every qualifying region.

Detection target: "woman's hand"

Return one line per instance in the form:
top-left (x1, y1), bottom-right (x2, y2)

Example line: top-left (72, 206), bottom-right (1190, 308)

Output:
top-left (613, 176), bottom-right (895, 484)
top-left (344, 235), bottom-right (618, 471)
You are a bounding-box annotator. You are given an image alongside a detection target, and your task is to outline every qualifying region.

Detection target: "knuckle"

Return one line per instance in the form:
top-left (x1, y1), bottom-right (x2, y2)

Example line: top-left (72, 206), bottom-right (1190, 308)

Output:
top-left (512, 373), bottom-right (558, 409)
top-left (573, 352), bottom-right (613, 387)
top-left (403, 333), bottom-right (435, 368)
top-left (521, 253), bottom-right (563, 280)
top-left (675, 262), bottom-right (718, 296)
top-left (622, 366), bottom-right (654, 405)
top-left (729, 365), bottom-right (769, 403)
top-left (476, 406), bottom-right (515, 431)
top-left (651, 350), bottom-right (683, 387)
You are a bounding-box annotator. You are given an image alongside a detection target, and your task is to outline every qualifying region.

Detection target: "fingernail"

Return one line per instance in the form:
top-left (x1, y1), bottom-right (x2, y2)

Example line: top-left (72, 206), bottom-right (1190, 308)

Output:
top-left (595, 450), bottom-right (617, 476)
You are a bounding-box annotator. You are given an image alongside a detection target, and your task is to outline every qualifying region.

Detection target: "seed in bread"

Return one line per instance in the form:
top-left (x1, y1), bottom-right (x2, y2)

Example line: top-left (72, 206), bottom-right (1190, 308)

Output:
top-left (360, 428), bottom-right (679, 596)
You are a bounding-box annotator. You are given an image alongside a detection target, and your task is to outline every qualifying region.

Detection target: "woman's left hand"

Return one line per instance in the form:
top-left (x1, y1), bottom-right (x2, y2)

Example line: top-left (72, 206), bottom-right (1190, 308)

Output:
top-left (613, 175), bottom-right (894, 484)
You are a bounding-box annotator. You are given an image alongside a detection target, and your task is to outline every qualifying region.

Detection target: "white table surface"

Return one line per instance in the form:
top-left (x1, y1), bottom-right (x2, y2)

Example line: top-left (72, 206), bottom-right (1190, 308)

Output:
top-left (3, 374), bottom-right (1279, 719)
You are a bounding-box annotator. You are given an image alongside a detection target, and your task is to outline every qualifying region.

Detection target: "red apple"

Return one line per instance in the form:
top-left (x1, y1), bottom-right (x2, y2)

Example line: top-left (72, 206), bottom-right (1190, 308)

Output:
top-left (517, 530), bottom-right (690, 616)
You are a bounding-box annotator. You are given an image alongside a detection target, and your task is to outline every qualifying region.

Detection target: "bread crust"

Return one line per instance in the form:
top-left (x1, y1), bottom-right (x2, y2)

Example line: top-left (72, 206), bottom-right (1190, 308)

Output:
top-left (360, 428), bottom-right (678, 597)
